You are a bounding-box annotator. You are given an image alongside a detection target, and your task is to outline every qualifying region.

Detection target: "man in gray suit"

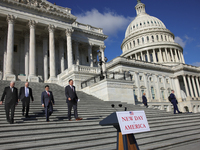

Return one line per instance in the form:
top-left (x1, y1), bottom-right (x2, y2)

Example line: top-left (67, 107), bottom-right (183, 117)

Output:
top-left (41, 85), bottom-right (55, 122)
top-left (0, 81), bottom-right (18, 124)
top-left (65, 79), bottom-right (82, 121)
top-left (18, 82), bottom-right (34, 118)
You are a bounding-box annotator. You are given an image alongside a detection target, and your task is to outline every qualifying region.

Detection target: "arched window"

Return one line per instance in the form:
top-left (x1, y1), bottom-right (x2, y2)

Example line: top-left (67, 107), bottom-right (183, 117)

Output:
top-left (142, 37), bottom-right (144, 43)
top-left (130, 42), bottom-right (132, 48)
top-left (147, 36), bottom-right (149, 42)
top-left (133, 41), bottom-right (135, 47)
top-left (161, 35), bottom-right (163, 41)
top-left (161, 91), bottom-right (165, 99)
top-left (165, 36), bottom-right (167, 41)
top-left (137, 39), bottom-right (140, 45)
top-left (151, 87), bottom-right (155, 99)
top-left (156, 35), bottom-right (159, 41)
top-left (152, 36), bottom-right (154, 42)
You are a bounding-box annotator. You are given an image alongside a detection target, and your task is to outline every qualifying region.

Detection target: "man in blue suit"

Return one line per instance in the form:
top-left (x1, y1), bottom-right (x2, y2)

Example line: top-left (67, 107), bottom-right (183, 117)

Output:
top-left (41, 85), bottom-right (55, 122)
top-left (65, 79), bottom-right (82, 121)
top-left (170, 90), bottom-right (182, 114)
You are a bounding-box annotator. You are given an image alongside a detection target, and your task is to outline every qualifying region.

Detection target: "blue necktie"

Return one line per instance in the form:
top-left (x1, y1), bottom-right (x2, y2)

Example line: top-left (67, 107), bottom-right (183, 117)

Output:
top-left (25, 88), bottom-right (28, 97)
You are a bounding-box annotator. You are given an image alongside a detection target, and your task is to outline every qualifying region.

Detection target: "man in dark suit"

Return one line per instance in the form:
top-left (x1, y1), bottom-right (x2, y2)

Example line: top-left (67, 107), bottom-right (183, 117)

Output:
top-left (142, 93), bottom-right (148, 108)
top-left (41, 85), bottom-right (55, 122)
top-left (0, 81), bottom-right (18, 124)
top-left (18, 82), bottom-right (34, 118)
top-left (170, 90), bottom-right (182, 114)
top-left (65, 79), bottom-right (82, 121)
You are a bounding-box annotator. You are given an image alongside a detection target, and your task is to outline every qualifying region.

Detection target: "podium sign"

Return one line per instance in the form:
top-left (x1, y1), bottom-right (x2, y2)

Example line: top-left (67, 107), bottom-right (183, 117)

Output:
top-left (116, 111), bottom-right (150, 135)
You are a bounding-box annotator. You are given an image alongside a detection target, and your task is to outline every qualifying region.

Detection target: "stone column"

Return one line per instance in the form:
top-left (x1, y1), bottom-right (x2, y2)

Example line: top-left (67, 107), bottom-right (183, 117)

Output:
top-left (59, 38), bottom-right (65, 73)
top-left (88, 43), bottom-right (93, 67)
top-left (159, 48), bottom-right (163, 63)
top-left (147, 50), bottom-right (150, 62)
top-left (170, 48), bottom-right (175, 62)
top-left (195, 76), bottom-right (200, 97)
top-left (140, 52), bottom-right (143, 61)
top-left (74, 41), bottom-right (80, 65)
top-left (5, 15), bottom-right (16, 80)
top-left (43, 35), bottom-right (48, 82)
top-left (174, 77), bottom-right (182, 102)
top-left (153, 49), bottom-right (157, 63)
top-left (135, 53), bottom-right (138, 60)
top-left (24, 31), bottom-right (29, 80)
top-left (177, 50), bottom-right (182, 63)
top-left (163, 76), bottom-right (168, 101)
top-left (183, 75), bottom-right (190, 97)
top-left (28, 20), bottom-right (39, 82)
top-left (3, 27), bottom-right (7, 80)
top-left (100, 45), bottom-right (106, 72)
top-left (191, 76), bottom-right (198, 97)
top-left (66, 28), bottom-right (74, 69)
top-left (181, 52), bottom-right (185, 63)
top-left (134, 72), bottom-right (141, 101)
top-left (174, 49), bottom-right (179, 62)
top-left (155, 75), bottom-right (161, 101)
top-left (48, 24), bottom-right (56, 80)
top-left (165, 48), bottom-right (169, 62)
top-left (187, 75), bottom-right (194, 97)
top-left (144, 73), bottom-right (150, 100)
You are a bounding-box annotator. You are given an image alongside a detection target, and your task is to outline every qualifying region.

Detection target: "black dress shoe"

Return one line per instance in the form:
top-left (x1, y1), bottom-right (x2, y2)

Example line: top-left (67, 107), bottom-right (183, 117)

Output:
top-left (179, 112), bottom-right (182, 113)
top-left (25, 115), bottom-right (30, 118)
top-left (10, 120), bottom-right (14, 124)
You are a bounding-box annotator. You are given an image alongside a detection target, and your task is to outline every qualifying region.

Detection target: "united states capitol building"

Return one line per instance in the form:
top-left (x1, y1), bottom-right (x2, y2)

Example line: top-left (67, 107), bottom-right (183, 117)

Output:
top-left (0, 0), bottom-right (200, 113)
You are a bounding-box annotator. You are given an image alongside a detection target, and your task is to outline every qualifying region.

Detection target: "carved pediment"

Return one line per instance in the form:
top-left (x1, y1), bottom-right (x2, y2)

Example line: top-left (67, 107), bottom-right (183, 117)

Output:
top-left (11, 0), bottom-right (76, 20)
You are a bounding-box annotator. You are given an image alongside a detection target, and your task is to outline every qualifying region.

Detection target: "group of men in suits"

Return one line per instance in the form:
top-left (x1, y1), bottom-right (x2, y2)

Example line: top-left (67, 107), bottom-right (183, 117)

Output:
top-left (0, 79), bottom-right (82, 124)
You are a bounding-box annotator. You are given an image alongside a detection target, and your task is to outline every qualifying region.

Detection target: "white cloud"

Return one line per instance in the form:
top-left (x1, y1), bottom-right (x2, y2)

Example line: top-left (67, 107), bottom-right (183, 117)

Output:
top-left (174, 36), bottom-right (186, 48)
top-left (192, 62), bottom-right (200, 67)
top-left (76, 9), bottom-right (133, 36)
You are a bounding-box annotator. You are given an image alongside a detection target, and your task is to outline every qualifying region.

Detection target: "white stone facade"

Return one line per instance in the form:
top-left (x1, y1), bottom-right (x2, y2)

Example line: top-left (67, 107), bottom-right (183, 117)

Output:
top-left (0, 0), bottom-right (107, 84)
top-left (0, 0), bottom-right (200, 113)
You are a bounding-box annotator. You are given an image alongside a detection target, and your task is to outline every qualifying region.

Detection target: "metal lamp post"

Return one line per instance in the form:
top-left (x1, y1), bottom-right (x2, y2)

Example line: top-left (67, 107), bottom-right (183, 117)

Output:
top-left (94, 51), bottom-right (108, 80)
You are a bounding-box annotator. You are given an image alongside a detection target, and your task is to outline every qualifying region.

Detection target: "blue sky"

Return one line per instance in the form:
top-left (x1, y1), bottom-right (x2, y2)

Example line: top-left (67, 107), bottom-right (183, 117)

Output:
top-left (48, 0), bottom-right (200, 66)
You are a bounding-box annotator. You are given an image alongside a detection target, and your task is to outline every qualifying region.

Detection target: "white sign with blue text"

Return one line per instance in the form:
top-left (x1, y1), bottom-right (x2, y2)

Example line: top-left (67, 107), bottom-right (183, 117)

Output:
top-left (116, 111), bottom-right (150, 135)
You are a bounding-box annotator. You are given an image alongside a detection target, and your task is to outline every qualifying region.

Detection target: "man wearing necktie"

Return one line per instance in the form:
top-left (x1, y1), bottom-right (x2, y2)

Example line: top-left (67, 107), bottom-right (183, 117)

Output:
top-left (41, 85), bottom-right (55, 122)
top-left (19, 82), bottom-right (34, 118)
top-left (65, 79), bottom-right (82, 121)
top-left (0, 81), bottom-right (18, 124)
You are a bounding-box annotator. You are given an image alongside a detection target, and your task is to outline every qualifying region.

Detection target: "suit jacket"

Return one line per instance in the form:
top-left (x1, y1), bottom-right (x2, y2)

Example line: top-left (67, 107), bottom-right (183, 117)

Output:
top-left (65, 85), bottom-right (78, 103)
top-left (142, 95), bottom-right (147, 103)
top-left (19, 87), bottom-right (34, 102)
top-left (41, 91), bottom-right (55, 107)
top-left (170, 93), bottom-right (178, 104)
top-left (1, 86), bottom-right (18, 104)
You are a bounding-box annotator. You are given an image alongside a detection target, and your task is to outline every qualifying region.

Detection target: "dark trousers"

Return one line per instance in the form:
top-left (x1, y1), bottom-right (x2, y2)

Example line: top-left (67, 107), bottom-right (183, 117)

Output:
top-left (172, 102), bottom-right (180, 114)
top-left (67, 102), bottom-right (78, 120)
top-left (143, 102), bottom-right (148, 107)
top-left (45, 103), bottom-right (53, 121)
top-left (5, 103), bottom-right (15, 122)
top-left (22, 97), bottom-right (30, 116)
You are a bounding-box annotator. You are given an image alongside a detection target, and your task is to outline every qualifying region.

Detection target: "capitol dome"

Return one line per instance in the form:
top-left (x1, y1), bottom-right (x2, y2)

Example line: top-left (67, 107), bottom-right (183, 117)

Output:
top-left (121, 0), bottom-right (185, 66)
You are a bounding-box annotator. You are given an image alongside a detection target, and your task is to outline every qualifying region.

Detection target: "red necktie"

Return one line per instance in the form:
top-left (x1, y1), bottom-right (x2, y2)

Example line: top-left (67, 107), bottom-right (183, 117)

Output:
top-left (47, 92), bottom-right (50, 103)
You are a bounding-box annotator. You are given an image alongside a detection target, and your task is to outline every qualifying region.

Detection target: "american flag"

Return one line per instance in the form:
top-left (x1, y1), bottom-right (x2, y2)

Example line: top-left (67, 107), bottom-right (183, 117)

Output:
top-left (129, 111), bottom-right (134, 115)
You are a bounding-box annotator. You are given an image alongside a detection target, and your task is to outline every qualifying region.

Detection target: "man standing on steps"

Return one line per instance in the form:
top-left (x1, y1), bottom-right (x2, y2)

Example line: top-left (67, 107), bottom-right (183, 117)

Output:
top-left (0, 81), bottom-right (18, 124)
top-left (170, 90), bottom-right (182, 114)
top-left (65, 79), bottom-right (82, 121)
top-left (18, 82), bottom-right (34, 118)
top-left (142, 93), bottom-right (148, 108)
top-left (41, 85), bottom-right (55, 122)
